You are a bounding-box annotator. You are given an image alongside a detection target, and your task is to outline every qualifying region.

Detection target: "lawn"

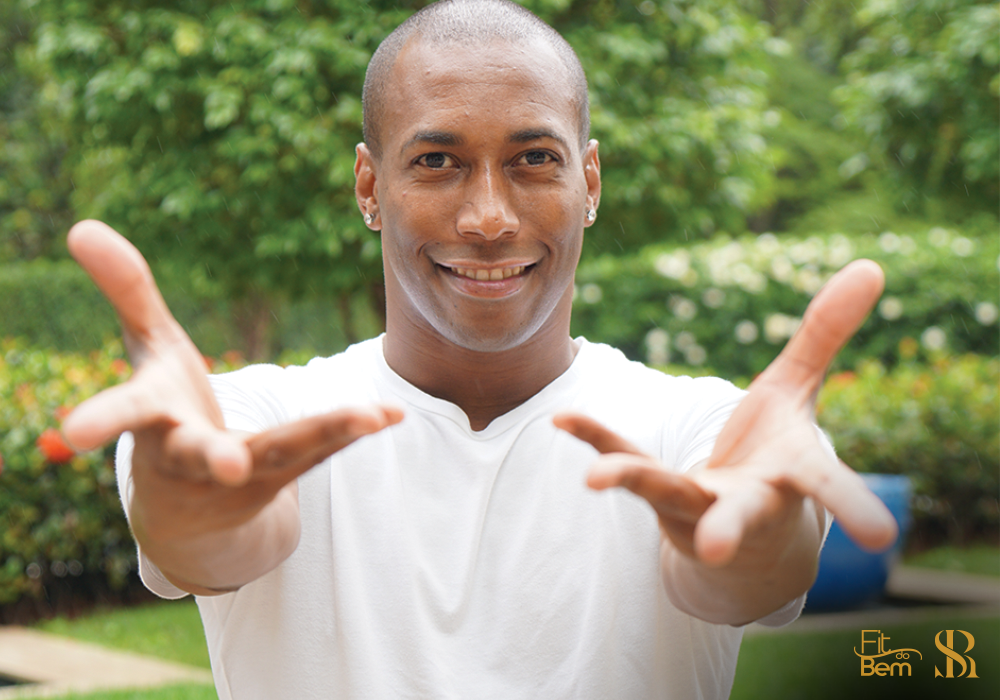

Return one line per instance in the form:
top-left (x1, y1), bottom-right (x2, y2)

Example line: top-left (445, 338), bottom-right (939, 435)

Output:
top-left (16, 545), bottom-right (998, 699)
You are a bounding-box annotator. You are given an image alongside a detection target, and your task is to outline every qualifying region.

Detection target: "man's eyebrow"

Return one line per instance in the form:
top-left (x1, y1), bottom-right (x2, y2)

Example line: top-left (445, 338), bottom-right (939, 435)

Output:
top-left (400, 130), bottom-right (464, 153)
top-left (508, 128), bottom-right (570, 150)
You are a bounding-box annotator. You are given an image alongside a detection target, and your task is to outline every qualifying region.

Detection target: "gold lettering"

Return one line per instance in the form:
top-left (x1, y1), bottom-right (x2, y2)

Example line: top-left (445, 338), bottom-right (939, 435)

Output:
top-left (860, 630), bottom-right (880, 655)
top-left (860, 656), bottom-right (875, 677)
top-left (874, 662), bottom-right (889, 676)
top-left (889, 662), bottom-right (911, 677)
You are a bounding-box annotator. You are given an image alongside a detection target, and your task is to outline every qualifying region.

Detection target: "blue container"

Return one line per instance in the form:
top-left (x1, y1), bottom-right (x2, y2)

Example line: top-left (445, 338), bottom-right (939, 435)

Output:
top-left (805, 473), bottom-right (911, 612)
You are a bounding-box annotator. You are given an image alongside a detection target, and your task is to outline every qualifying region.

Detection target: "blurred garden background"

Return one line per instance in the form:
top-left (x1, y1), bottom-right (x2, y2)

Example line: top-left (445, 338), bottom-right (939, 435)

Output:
top-left (0, 0), bottom-right (997, 665)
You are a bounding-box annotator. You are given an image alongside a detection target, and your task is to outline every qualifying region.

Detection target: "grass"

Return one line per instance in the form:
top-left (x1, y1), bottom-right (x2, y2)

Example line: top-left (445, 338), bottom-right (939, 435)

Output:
top-left (36, 599), bottom-right (210, 669)
top-left (905, 544), bottom-right (1000, 578)
top-left (732, 613), bottom-right (999, 700)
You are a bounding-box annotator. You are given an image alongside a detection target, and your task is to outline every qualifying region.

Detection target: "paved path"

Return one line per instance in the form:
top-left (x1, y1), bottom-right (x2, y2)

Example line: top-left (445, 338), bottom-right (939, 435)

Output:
top-left (0, 627), bottom-right (212, 699)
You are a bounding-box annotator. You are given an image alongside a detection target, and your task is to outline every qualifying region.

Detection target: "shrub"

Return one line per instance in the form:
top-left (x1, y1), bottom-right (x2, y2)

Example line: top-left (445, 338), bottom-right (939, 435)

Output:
top-left (816, 354), bottom-right (1000, 546)
top-left (0, 338), bottom-right (133, 607)
top-left (572, 228), bottom-right (999, 379)
top-left (0, 339), bottom-right (245, 614)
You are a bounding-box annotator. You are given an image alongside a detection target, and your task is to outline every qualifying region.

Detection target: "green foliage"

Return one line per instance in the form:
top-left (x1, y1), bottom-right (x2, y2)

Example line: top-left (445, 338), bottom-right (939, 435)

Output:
top-left (834, 0), bottom-right (1000, 209)
top-left (17, 0), bottom-right (780, 284)
top-left (0, 339), bottom-right (134, 605)
top-left (817, 355), bottom-right (1000, 545)
top-left (536, 0), bottom-right (781, 250)
top-left (0, 260), bottom-right (119, 350)
top-left (571, 228), bottom-right (999, 378)
top-left (0, 339), bottom-right (244, 608)
top-left (0, 2), bottom-right (74, 262)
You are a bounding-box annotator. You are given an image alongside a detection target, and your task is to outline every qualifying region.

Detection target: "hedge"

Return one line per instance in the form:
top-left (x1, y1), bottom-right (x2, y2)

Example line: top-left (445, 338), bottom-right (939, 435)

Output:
top-left (816, 354), bottom-right (1000, 546)
top-left (571, 228), bottom-right (999, 379)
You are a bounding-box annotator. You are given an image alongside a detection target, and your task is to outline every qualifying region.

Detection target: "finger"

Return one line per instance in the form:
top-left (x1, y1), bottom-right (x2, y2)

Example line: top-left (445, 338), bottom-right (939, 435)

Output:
top-left (587, 453), bottom-right (715, 523)
top-left (160, 422), bottom-right (253, 486)
top-left (553, 412), bottom-right (644, 455)
top-left (247, 405), bottom-right (404, 482)
top-left (788, 460), bottom-right (898, 553)
top-left (62, 380), bottom-right (170, 451)
top-left (767, 259), bottom-right (884, 388)
top-left (67, 220), bottom-right (176, 340)
top-left (693, 484), bottom-right (781, 566)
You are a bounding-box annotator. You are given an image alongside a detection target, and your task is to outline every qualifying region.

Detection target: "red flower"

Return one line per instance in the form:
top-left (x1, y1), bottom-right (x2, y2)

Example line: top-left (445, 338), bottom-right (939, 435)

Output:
top-left (37, 429), bottom-right (75, 464)
top-left (0, 452), bottom-right (4, 476)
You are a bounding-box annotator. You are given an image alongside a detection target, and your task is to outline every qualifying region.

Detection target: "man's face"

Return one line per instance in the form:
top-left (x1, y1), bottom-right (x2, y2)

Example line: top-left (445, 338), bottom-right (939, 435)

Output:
top-left (356, 37), bottom-right (600, 353)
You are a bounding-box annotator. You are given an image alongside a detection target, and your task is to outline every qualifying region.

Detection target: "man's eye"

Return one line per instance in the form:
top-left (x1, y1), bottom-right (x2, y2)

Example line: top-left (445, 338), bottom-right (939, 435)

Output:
top-left (518, 151), bottom-right (554, 166)
top-left (417, 153), bottom-right (454, 168)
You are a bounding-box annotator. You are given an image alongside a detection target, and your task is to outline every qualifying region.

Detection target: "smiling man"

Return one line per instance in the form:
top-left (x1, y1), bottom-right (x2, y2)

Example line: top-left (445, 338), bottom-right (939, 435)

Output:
top-left (63, 1), bottom-right (896, 698)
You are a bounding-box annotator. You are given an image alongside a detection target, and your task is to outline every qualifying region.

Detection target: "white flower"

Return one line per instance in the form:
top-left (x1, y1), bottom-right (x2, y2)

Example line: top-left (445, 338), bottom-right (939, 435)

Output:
top-left (670, 296), bottom-right (697, 321)
top-left (645, 328), bottom-right (670, 366)
top-left (878, 231), bottom-right (900, 253)
top-left (770, 256), bottom-right (794, 283)
top-left (975, 302), bottom-right (998, 325)
top-left (734, 320), bottom-right (759, 344)
top-left (675, 331), bottom-right (696, 350)
top-left (826, 235), bottom-right (854, 267)
top-left (654, 251), bottom-right (691, 280)
top-left (684, 345), bottom-right (707, 366)
top-left (951, 237), bottom-right (974, 257)
top-left (765, 313), bottom-right (801, 343)
top-left (702, 288), bottom-right (726, 309)
top-left (928, 227), bottom-right (951, 247)
top-left (580, 283), bottom-right (603, 304)
top-left (793, 268), bottom-right (824, 295)
top-left (878, 297), bottom-right (904, 321)
top-left (921, 326), bottom-right (947, 351)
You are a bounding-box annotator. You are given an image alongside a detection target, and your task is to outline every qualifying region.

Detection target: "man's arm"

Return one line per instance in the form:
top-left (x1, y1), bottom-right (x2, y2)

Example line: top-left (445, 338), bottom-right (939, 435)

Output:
top-left (63, 220), bottom-right (402, 595)
top-left (555, 260), bottom-right (897, 625)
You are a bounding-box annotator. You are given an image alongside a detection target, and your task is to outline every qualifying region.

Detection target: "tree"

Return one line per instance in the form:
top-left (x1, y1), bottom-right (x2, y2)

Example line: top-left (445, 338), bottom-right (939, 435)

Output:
top-left (834, 0), bottom-right (999, 210)
top-left (0, 2), bottom-right (74, 263)
top-left (20, 0), bottom-right (778, 355)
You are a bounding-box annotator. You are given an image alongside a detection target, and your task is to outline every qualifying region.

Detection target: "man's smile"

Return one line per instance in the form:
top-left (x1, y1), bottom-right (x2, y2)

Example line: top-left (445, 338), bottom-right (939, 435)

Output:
top-left (439, 262), bottom-right (535, 281)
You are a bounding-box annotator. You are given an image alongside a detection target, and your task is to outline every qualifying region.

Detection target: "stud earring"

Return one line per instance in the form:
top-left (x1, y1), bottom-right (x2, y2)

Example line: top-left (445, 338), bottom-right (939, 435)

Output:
top-left (364, 212), bottom-right (375, 225)
top-left (585, 209), bottom-right (597, 222)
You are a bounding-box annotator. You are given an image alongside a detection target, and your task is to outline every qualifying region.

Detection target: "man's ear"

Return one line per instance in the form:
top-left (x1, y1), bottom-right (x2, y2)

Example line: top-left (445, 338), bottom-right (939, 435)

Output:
top-left (583, 139), bottom-right (601, 227)
top-left (354, 143), bottom-right (381, 230)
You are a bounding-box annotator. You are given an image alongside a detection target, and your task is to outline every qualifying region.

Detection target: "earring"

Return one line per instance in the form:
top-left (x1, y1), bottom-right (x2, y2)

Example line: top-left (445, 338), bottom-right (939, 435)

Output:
top-left (364, 212), bottom-right (375, 225)
top-left (585, 209), bottom-right (597, 222)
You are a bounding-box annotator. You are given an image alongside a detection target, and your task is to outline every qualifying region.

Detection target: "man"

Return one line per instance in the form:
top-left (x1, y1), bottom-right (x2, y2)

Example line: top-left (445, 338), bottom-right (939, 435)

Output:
top-left (63, 1), bottom-right (897, 697)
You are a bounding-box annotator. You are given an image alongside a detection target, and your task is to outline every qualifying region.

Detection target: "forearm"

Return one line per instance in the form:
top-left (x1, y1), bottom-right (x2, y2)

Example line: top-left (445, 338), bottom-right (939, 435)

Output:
top-left (660, 498), bottom-right (825, 626)
top-left (129, 483), bottom-right (301, 596)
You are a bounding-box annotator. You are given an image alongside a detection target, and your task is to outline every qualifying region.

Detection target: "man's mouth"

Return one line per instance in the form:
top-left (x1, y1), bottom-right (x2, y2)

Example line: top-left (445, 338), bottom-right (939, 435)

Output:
top-left (440, 264), bottom-right (533, 281)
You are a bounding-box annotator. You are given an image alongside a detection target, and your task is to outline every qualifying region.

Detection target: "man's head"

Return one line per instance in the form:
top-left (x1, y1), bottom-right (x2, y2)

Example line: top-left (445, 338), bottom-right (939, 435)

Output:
top-left (355, 0), bottom-right (600, 356)
top-left (362, 0), bottom-right (590, 161)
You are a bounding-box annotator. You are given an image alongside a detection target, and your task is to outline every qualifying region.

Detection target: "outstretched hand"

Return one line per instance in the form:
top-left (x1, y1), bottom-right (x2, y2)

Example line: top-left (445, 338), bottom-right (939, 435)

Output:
top-left (555, 260), bottom-right (897, 579)
top-left (61, 221), bottom-right (401, 587)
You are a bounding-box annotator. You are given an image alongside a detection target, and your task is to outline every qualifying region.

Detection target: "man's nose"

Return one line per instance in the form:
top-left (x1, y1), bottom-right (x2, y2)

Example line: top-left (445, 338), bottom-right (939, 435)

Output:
top-left (456, 165), bottom-right (519, 240)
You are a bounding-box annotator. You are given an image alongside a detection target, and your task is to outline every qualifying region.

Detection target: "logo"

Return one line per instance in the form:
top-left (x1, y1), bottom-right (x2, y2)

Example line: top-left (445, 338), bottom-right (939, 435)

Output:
top-left (934, 630), bottom-right (978, 679)
top-left (856, 630), bottom-right (922, 677)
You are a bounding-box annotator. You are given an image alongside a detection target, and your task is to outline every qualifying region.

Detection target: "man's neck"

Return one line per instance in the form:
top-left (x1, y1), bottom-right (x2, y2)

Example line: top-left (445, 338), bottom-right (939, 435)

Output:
top-left (383, 320), bottom-right (578, 432)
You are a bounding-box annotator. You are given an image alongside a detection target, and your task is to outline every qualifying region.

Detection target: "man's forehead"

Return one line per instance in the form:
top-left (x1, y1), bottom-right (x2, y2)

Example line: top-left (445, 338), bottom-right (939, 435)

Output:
top-left (389, 35), bottom-right (572, 100)
top-left (382, 37), bottom-right (578, 143)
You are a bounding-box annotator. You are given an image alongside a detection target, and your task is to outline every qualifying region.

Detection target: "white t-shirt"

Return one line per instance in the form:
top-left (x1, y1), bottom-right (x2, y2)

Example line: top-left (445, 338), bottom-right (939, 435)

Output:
top-left (119, 337), bottom-right (805, 699)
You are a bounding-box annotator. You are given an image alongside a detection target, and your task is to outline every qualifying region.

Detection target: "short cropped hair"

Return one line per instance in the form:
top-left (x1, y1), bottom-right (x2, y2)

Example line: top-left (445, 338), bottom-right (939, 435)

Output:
top-left (362, 0), bottom-right (590, 160)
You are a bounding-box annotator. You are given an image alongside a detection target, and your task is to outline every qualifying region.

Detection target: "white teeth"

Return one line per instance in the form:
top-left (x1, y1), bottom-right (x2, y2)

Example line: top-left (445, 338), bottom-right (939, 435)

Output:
top-left (452, 266), bottom-right (526, 280)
